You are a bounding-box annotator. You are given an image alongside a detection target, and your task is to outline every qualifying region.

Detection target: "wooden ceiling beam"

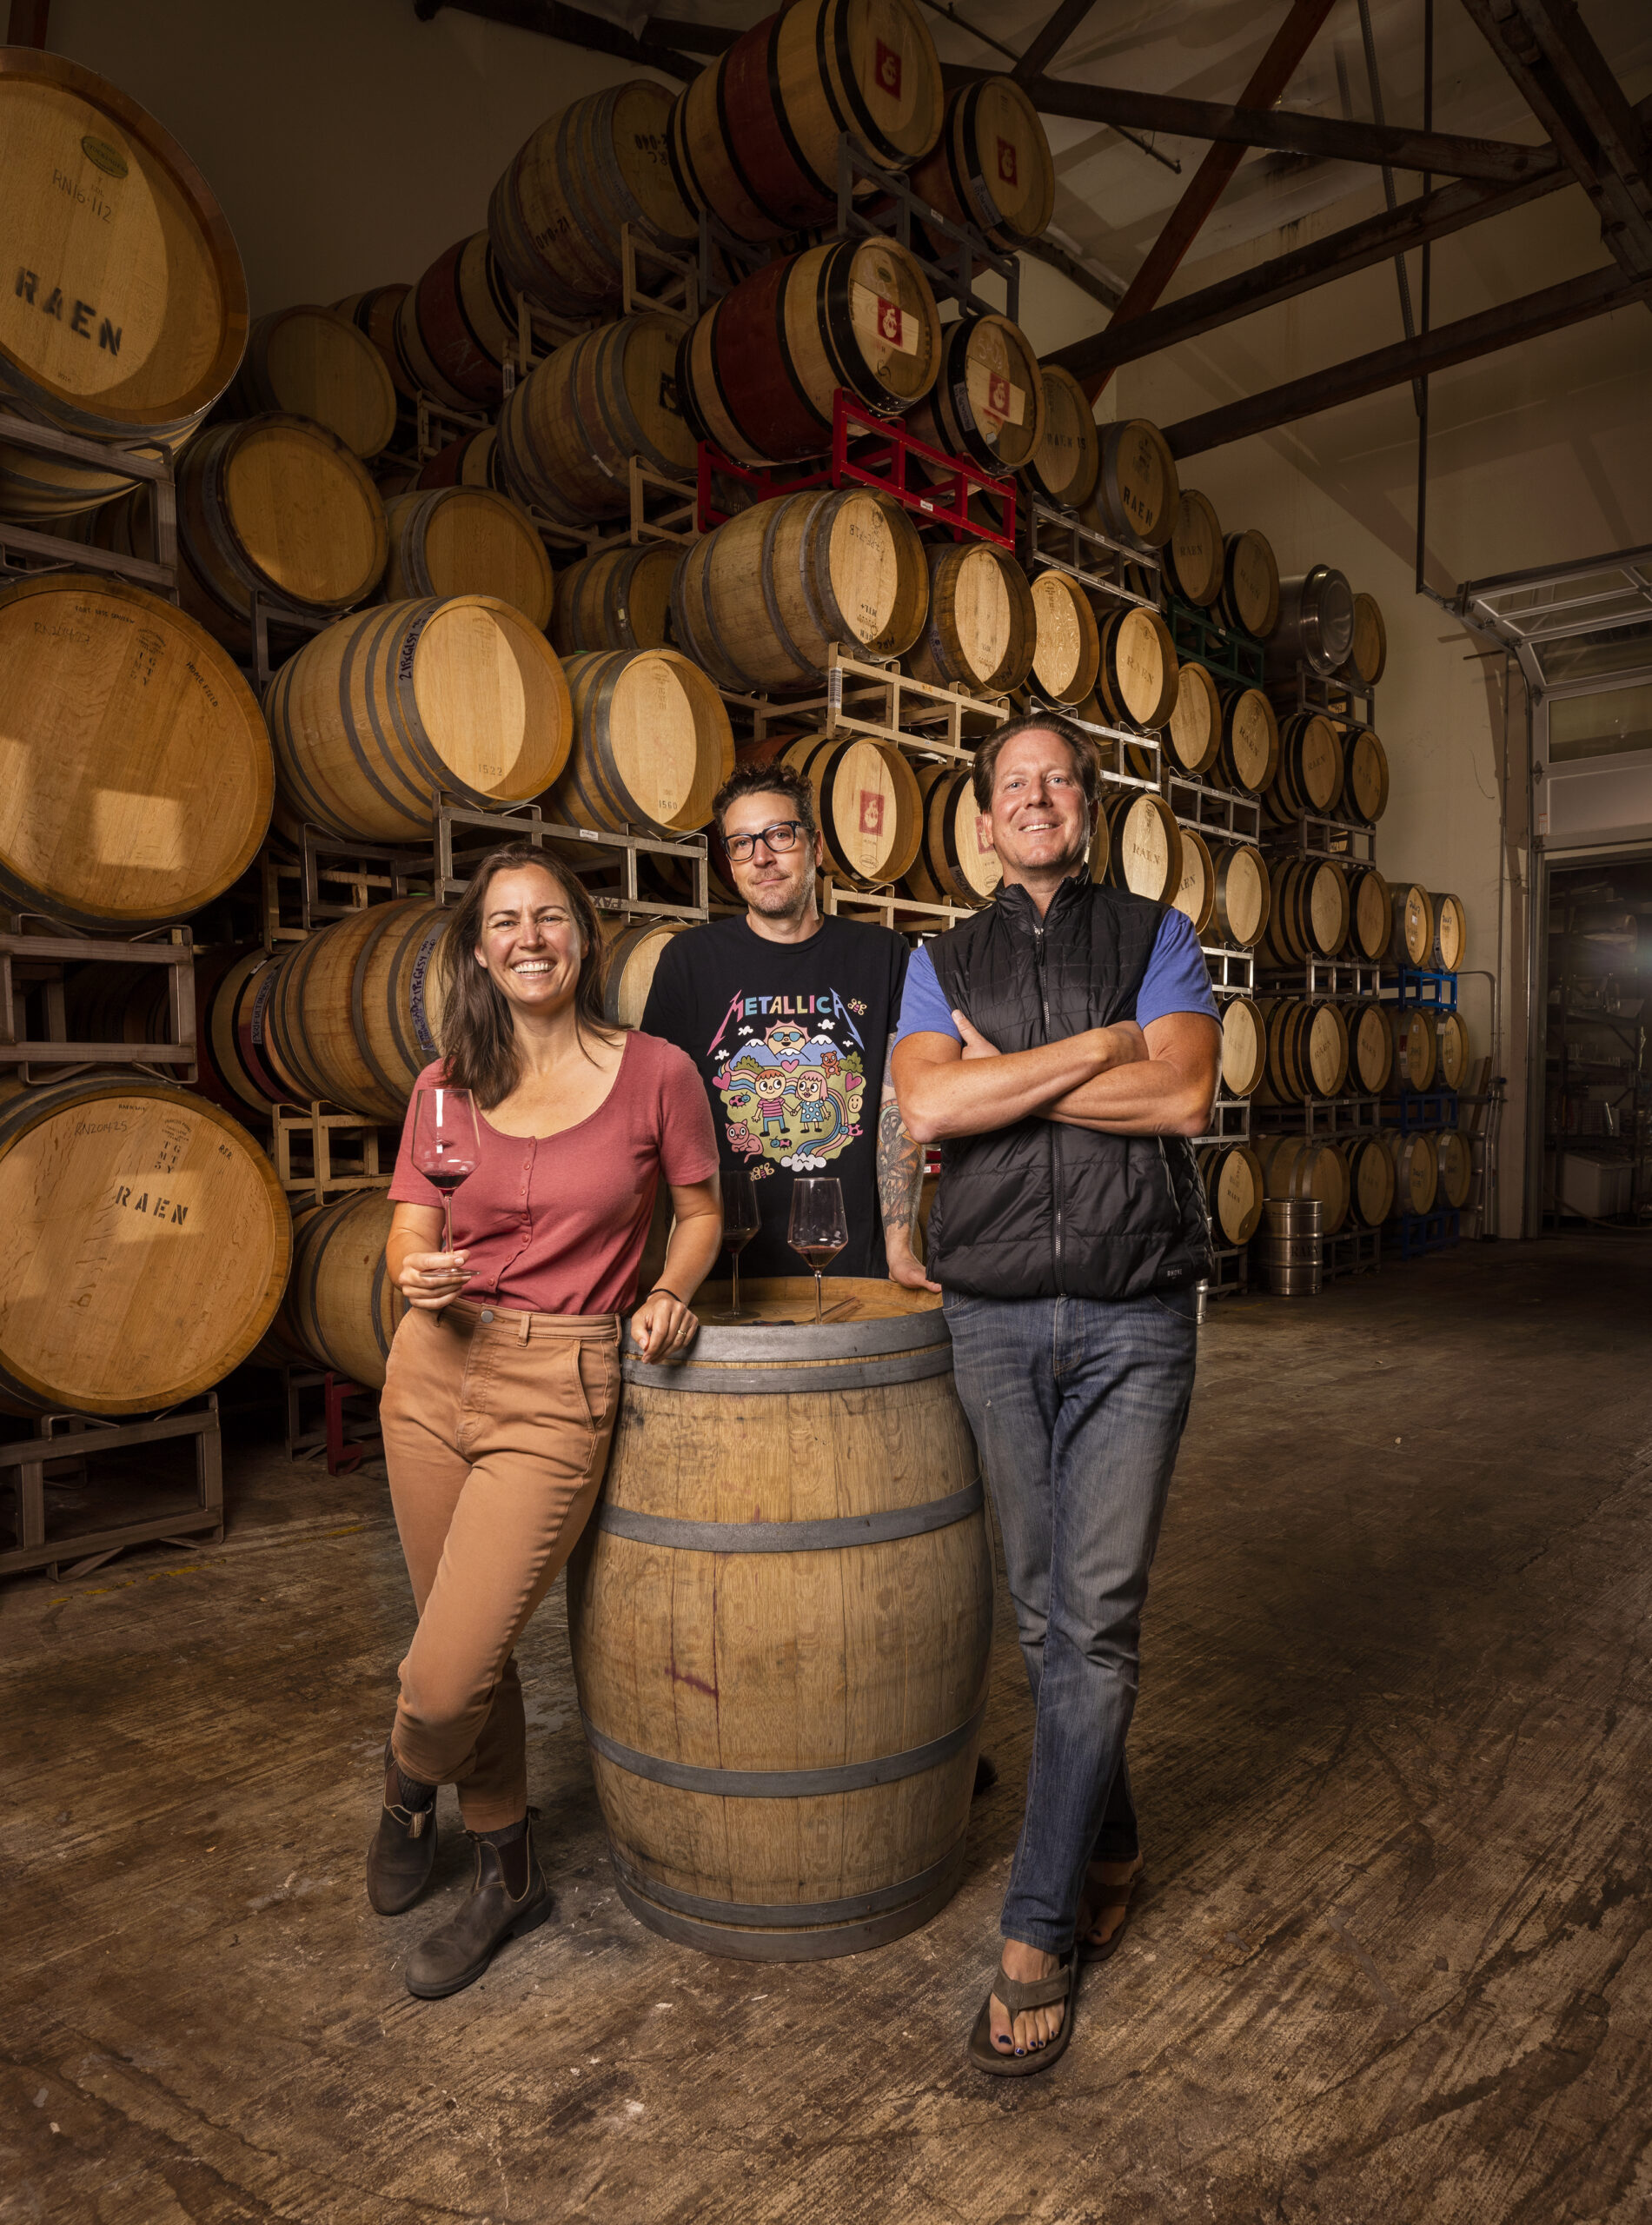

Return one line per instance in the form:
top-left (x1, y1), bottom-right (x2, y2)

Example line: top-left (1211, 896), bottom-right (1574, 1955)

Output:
top-left (1012, 0), bottom-right (1098, 88)
top-left (411, 0), bottom-right (700, 79)
top-left (1159, 261), bottom-right (1652, 455)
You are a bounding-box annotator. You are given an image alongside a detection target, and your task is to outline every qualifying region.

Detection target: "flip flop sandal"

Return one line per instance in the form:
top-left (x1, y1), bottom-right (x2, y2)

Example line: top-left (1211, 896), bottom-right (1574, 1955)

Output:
top-left (966, 1954), bottom-right (1077, 2076)
top-left (1079, 1856), bottom-right (1144, 1965)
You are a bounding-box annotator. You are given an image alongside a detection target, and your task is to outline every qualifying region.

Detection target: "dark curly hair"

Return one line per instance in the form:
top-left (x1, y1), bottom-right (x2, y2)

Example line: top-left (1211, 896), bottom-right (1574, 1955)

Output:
top-left (435, 842), bottom-right (616, 1106)
top-left (711, 758), bottom-right (818, 839)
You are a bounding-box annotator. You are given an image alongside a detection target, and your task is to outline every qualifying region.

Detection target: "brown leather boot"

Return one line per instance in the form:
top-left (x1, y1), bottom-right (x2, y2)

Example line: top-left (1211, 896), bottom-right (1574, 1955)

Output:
top-left (404, 1830), bottom-right (553, 1999)
top-left (366, 1743), bottom-right (438, 1916)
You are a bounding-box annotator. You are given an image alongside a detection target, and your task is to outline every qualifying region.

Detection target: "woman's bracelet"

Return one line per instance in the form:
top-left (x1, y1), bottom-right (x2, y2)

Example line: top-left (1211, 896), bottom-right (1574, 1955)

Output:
top-left (649, 1286), bottom-right (686, 1305)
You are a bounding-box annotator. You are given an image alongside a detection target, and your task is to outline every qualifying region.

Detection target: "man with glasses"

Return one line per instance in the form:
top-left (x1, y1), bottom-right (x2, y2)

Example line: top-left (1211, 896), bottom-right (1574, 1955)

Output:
top-left (640, 761), bottom-right (934, 1292)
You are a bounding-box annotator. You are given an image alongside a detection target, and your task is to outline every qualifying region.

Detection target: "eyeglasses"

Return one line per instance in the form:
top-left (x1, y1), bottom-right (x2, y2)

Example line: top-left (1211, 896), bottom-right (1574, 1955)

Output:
top-left (722, 820), bottom-right (807, 862)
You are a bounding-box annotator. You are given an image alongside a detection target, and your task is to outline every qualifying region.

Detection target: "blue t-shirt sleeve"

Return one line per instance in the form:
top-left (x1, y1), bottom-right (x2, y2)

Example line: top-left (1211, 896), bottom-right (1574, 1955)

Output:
top-left (1137, 907), bottom-right (1219, 1028)
top-left (892, 944), bottom-right (963, 1046)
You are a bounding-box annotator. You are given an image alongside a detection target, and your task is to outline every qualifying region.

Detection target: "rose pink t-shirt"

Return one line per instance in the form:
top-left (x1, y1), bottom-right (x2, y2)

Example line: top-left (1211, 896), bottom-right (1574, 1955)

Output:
top-left (389, 1033), bottom-right (720, 1317)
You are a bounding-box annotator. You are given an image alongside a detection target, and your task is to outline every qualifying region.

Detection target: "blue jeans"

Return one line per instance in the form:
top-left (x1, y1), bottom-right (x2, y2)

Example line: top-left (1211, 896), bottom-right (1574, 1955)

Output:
top-left (944, 1287), bottom-right (1198, 1953)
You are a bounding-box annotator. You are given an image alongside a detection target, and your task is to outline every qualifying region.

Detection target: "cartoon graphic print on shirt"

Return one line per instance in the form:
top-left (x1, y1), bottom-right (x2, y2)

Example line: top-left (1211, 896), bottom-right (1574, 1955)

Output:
top-left (708, 989), bottom-right (870, 1175)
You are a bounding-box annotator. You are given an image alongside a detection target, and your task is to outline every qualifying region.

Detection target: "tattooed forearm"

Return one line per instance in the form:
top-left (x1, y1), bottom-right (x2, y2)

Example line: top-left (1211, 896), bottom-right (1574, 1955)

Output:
top-left (878, 1056), bottom-right (925, 1244)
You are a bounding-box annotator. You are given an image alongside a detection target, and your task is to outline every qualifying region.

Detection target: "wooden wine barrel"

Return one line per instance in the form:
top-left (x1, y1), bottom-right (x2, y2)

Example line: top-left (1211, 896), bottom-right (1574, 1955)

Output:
top-left (266, 595), bottom-right (573, 843)
top-left (1105, 791), bottom-right (1183, 906)
top-left (0, 50), bottom-right (248, 519)
top-left (1342, 725), bottom-right (1390, 823)
top-left (1435, 1126), bottom-right (1473, 1209)
top-left (667, 0), bottom-right (945, 242)
top-left (0, 1075), bottom-right (289, 1416)
top-left (1027, 568), bottom-right (1100, 706)
top-left (1257, 997), bottom-right (1350, 1101)
top-left (1199, 1140), bottom-right (1265, 1245)
top-left (1265, 710), bottom-right (1345, 821)
top-left (670, 488), bottom-right (927, 694)
top-left (416, 428), bottom-right (505, 493)
top-left (224, 305), bottom-right (398, 460)
top-left (680, 236), bottom-right (939, 467)
top-left (1209, 841), bottom-right (1271, 950)
top-left (332, 284), bottom-right (417, 404)
top-left (1216, 529), bottom-right (1280, 641)
top-left (906, 541), bottom-right (1035, 693)
top-left (197, 946), bottom-right (289, 1117)
top-left (1263, 856), bottom-right (1350, 964)
top-left (1086, 419), bottom-right (1180, 551)
top-left (1220, 996), bottom-right (1266, 1097)
top-left (1385, 1129), bottom-right (1437, 1218)
top-left (1435, 1010), bottom-right (1470, 1093)
top-left (271, 1192), bottom-right (405, 1389)
top-left (1171, 823), bottom-right (1216, 937)
top-left (1347, 592), bottom-right (1387, 686)
top-left (1257, 1132), bottom-right (1350, 1236)
top-left (906, 313), bottom-right (1045, 477)
top-left (902, 763), bottom-right (998, 908)
top-left (165, 414), bottom-right (388, 649)
top-left (1021, 365), bottom-right (1098, 511)
top-left (1343, 999), bottom-right (1392, 1097)
top-left (0, 573), bottom-right (271, 929)
top-left (1097, 605), bottom-right (1179, 731)
top-left (261, 899), bottom-right (449, 1119)
top-left (393, 232), bottom-right (560, 412)
top-left (1429, 892), bottom-right (1467, 972)
top-left (1266, 566), bottom-right (1355, 677)
top-left (782, 733), bottom-right (922, 888)
top-left (602, 918), bottom-right (687, 1031)
top-left (382, 488), bottom-right (554, 630)
top-left (553, 544), bottom-right (677, 655)
top-left (1164, 489), bottom-right (1224, 607)
top-left (1347, 1132), bottom-right (1397, 1226)
top-left (567, 1278), bottom-right (991, 1958)
top-left (1346, 864), bottom-right (1391, 962)
top-left (496, 315), bottom-right (696, 531)
top-left (1389, 883), bottom-right (1432, 967)
top-left (1215, 687), bottom-right (1279, 795)
top-left (491, 82), bottom-right (696, 320)
top-left (1161, 659), bottom-right (1221, 777)
top-left (550, 649), bottom-right (733, 839)
top-left (1383, 1005), bottom-right (1437, 1094)
top-left (908, 76), bottom-right (1054, 248)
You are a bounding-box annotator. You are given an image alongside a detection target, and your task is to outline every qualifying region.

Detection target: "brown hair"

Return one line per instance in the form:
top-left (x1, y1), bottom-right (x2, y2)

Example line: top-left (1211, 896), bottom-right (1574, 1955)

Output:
top-left (711, 759), bottom-right (817, 839)
top-left (435, 842), bottom-right (614, 1107)
top-left (971, 713), bottom-right (1103, 814)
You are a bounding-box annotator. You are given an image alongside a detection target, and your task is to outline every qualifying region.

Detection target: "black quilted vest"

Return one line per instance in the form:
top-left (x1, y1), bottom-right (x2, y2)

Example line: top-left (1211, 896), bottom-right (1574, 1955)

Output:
top-left (926, 875), bottom-right (1211, 1301)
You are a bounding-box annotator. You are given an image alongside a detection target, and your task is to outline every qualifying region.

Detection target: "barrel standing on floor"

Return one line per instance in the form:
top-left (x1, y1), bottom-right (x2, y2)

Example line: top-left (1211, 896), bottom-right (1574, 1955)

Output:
top-left (372, 841), bottom-right (721, 2000)
top-left (893, 714), bottom-right (1220, 2076)
top-left (640, 759), bottom-right (937, 1294)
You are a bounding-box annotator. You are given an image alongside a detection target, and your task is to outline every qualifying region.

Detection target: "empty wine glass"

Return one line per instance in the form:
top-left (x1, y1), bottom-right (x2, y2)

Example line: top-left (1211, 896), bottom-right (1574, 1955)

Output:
top-left (719, 1168), bottom-right (760, 1322)
top-left (411, 1086), bottom-right (481, 1261)
top-left (787, 1177), bottom-right (847, 1325)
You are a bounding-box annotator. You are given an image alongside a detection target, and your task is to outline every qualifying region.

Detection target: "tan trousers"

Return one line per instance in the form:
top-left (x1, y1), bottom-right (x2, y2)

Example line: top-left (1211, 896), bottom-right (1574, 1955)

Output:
top-left (379, 1300), bottom-right (621, 1830)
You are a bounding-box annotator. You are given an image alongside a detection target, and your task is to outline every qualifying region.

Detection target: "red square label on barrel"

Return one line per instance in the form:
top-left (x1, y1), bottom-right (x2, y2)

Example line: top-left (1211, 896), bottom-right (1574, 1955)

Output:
top-left (987, 373), bottom-right (1010, 419)
top-left (875, 38), bottom-right (902, 97)
top-left (878, 296), bottom-right (902, 344)
top-left (997, 136), bottom-right (1018, 187)
top-left (859, 790), bottom-right (885, 835)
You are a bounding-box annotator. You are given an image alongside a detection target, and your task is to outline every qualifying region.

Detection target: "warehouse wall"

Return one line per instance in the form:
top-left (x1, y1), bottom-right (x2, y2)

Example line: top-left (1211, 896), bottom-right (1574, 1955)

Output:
top-left (50, 0), bottom-right (1652, 1233)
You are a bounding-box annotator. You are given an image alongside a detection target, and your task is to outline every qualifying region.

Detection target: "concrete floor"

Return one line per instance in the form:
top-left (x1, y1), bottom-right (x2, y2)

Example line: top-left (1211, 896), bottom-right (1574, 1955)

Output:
top-left (3, 1233), bottom-right (1650, 2224)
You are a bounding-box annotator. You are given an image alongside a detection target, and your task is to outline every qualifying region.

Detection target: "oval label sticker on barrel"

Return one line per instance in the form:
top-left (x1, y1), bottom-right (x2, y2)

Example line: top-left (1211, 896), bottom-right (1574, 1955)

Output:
top-left (81, 136), bottom-right (129, 179)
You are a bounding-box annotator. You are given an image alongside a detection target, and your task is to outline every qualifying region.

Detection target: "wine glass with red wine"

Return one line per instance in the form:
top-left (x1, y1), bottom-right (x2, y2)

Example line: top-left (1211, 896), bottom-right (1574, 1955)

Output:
top-left (787, 1177), bottom-right (847, 1325)
top-left (411, 1086), bottom-right (481, 1263)
top-left (716, 1169), bottom-right (760, 1323)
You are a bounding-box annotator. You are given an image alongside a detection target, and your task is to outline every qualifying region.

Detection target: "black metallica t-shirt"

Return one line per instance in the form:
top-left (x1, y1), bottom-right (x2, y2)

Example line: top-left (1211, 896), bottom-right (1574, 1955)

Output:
top-left (640, 913), bottom-right (910, 1283)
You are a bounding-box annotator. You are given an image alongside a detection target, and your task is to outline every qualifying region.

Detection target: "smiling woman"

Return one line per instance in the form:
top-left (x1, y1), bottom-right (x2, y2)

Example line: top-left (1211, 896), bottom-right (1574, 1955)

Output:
top-left (366, 841), bottom-right (723, 2003)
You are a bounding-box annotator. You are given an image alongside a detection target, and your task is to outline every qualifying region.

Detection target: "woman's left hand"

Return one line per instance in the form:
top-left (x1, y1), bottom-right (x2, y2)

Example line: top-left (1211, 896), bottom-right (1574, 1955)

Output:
top-left (628, 1289), bottom-right (699, 1363)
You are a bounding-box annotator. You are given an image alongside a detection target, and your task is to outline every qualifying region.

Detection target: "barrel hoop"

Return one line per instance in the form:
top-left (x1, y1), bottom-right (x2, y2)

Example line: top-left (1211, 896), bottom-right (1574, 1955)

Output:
top-left (301, 1209), bottom-right (348, 1378)
top-left (583, 1692), bottom-right (988, 1798)
top-left (621, 1343), bottom-right (955, 1393)
top-left (827, 0), bottom-right (906, 166)
top-left (369, 1244), bottom-right (396, 1366)
top-left (607, 1836), bottom-right (965, 1929)
top-left (758, 496), bottom-right (815, 686)
top-left (774, 256), bottom-right (834, 436)
top-left (624, 1308), bottom-right (950, 1363)
top-left (348, 905), bottom-right (414, 1107)
top-left (596, 1475), bottom-right (981, 1553)
top-left (609, 1838), bottom-right (966, 1961)
top-left (713, 40), bottom-right (780, 226)
top-left (340, 602), bottom-right (435, 834)
top-left (267, 661), bottom-right (347, 840)
top-left (388, 595), bottom-right (492, 815)
top-left (959, 85), bottom-right (1007, 236)
top-left (587, 659), bottom-right (665, 836)
top-left (819, 239), bottom-right (880, 415)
